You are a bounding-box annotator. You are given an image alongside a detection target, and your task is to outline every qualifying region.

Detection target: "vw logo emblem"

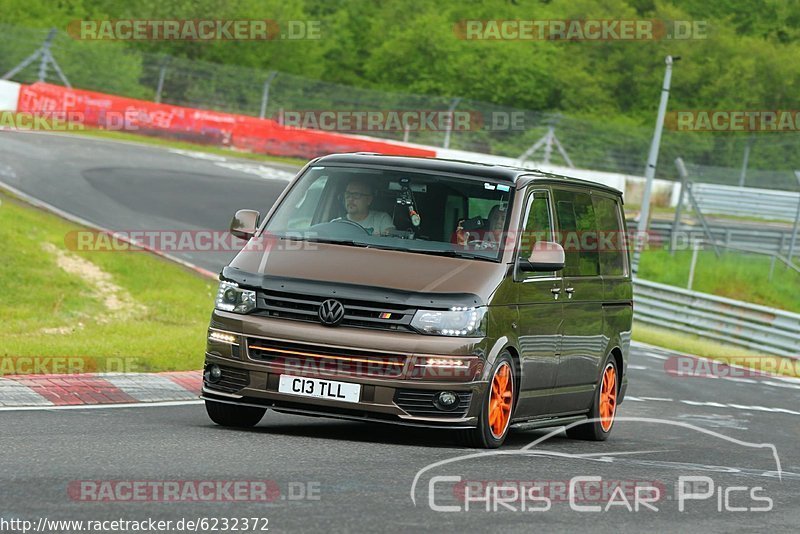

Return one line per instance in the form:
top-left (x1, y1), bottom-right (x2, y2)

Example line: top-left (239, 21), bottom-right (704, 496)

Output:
top-left (318, 299), bottom-right (345, 326)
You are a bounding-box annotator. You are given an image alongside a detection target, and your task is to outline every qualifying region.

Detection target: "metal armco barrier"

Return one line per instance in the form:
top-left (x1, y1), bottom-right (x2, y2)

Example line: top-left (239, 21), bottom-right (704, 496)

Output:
top-left (634, 278), bottom-right (800, 358)
top-left (646, 220), bottom-right (795, 255)
top-left (690, 183), bottom-right (800, 221)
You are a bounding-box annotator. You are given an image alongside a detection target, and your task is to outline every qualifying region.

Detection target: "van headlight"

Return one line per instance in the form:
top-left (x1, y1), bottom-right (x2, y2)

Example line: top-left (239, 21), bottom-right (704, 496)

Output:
top-left (410, 306), bottom-right (487, 336)
top-left (215, 280), bottom-right (256, 314)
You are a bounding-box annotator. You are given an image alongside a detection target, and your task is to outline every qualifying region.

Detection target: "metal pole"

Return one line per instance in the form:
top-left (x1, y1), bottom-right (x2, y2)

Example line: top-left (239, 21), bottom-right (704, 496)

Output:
top-left (687, 242), bottom-right (699, 290)
top-left (543, 125), bottom-right (554, 165)
top-left (633, 55), bottom-right (679, 275)
top-left (671, 157), bottom-right (689, 255)
top-left (787, 170), bottom-right (800, 263)
top-left (259, 71), bottom-right (278, 120)
top-left (155, 62), bottom-right (167, 104)
top-left (442, 97), bottom-right (461, 149)
top-left (37, 29), bottom-right (58, 83)
top-left (739, 137), bottom-right (753, 187)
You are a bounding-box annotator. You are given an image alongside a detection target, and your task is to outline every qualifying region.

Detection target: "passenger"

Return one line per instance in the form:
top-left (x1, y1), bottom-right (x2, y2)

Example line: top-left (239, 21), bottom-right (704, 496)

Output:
top-left (340, 179), bottom-right (395, 236)
top-left (482, 204), bottom-right (508, 248)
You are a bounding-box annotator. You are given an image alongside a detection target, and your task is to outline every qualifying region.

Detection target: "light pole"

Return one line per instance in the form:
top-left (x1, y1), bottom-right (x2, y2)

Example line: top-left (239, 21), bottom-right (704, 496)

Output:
top-left (632, 55), bottom-right (680, 275)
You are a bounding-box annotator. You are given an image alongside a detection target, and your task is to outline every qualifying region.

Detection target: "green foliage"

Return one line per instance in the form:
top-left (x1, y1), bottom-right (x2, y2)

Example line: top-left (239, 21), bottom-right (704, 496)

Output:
top-left (2, 0), bottom-right (800, 178)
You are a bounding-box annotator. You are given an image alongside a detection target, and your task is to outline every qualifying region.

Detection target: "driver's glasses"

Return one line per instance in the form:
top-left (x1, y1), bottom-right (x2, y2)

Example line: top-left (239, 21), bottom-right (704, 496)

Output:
top-left (344, 191), bottom-right (371, 200)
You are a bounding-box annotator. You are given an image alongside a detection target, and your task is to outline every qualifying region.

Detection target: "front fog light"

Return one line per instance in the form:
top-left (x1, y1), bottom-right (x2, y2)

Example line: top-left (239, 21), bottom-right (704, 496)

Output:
top-left (215, 280), bottom-right (256, 314)
top-left (434, 391), bottom-right (460, 411)
top-left (205, 364), bottom-right (222, 383)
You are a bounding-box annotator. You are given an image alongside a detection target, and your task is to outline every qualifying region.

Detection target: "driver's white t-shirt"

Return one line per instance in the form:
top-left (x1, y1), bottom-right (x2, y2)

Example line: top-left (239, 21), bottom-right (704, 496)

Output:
top-left (347, 211), bottom-right (394, 235)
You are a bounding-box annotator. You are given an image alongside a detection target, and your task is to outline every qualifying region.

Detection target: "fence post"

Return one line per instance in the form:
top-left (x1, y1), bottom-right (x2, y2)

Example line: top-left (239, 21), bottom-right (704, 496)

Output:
top-left (671, 157), bottom-right (689, 255)
top-left (738, 136), bottom-right (753, 187)
top-left (259, 71), bottom-right (278, 120)
top-left (687, 242), bottom-right (699, 290)
top-left (788, 170), bottom-right (800, 264)
top-left (154, 60), bottom-right (168, 104)
top-left (442, 97), bottom-right (461, 149)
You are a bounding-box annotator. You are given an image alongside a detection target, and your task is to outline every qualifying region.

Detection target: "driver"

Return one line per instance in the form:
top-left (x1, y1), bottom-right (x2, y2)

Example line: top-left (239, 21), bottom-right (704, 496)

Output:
top-left (340, 179), bottom-right (395, 236)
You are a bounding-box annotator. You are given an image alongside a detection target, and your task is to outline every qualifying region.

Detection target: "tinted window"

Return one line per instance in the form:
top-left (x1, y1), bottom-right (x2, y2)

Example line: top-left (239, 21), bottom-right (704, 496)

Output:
top-left (519, 191), bottom-right (552, 261)
top-left (554, 190), bottom-right (599, 277)
top-left (592, 195), bottom-right (626, 276)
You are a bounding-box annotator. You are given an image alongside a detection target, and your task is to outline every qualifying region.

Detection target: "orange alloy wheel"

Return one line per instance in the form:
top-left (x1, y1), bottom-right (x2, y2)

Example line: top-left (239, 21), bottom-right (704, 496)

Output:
top-left (489, 361), bottom-right (514, 439)
top-left (599, 363), bottom-right (618, 432)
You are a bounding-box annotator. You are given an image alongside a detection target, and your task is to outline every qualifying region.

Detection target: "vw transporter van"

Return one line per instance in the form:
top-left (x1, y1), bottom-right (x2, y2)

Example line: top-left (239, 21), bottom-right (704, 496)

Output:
top-left (202, 153), bottom-right (632, 448)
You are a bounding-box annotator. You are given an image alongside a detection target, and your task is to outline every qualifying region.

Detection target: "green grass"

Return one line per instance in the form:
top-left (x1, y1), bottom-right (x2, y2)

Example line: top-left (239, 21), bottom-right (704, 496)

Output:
top-left (0, 191), bottom-right (216, 372)
top-left (633, 322), bottom-right (798, 378)
top-left (52, 126), bottom-right (306, 167)
top-left (637, 248), bottom-right (800, 313)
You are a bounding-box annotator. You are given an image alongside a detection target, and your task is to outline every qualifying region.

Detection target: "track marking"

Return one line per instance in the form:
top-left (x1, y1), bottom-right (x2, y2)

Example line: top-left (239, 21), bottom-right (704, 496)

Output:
top-left (0, 399), bottom-right (202, 412)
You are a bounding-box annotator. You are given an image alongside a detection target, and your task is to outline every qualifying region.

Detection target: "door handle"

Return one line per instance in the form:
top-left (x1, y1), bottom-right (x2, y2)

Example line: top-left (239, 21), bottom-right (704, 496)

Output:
top-left (550, 287), bottom-right (561, 300)
top-left (565, 287), bottom-right (575, 299)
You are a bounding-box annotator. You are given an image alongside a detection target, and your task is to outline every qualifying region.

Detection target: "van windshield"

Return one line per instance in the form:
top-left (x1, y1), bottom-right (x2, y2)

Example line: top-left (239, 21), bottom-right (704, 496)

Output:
top-left (263, 165), bottom-right (515, 261)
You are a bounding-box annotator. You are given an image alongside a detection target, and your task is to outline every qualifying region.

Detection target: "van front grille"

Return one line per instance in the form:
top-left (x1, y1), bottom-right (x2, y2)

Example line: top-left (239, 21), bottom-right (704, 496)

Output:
top-left (247, 338), bottom-right (408, 378)
top-left (253, 290), bottom-right (416, 332)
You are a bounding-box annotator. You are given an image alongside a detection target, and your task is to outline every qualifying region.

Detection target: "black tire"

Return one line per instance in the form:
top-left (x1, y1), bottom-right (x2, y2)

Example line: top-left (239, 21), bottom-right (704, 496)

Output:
top-left (457, 352), bottom-right (516, 448)
top-left (566, 354), bottom-right (619, 441)
top-left (205, 400), bottom-right (266, 428)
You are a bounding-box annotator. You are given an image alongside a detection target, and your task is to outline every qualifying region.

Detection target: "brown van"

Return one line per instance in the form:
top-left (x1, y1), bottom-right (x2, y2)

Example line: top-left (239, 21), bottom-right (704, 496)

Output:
top-left (202, 154), bottom-right (632, 448)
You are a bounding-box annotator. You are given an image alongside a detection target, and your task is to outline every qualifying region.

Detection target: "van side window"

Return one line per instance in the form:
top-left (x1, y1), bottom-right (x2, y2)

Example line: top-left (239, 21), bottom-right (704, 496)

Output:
top-left (592, 195), bottom-right (626, 276)
top-left (519, 191), bottom-right (553, 262)
top-left (554, 190), bottom-right (599, 277)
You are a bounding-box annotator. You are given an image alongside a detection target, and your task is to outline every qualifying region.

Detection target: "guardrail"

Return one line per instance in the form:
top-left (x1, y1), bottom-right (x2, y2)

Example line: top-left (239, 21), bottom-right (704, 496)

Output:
top-left (634, 278), bottom-right (800, 358)
top-left (645, 220), bottom-right (795, 255)
top-left (690, 183), bottom-right (800, 221)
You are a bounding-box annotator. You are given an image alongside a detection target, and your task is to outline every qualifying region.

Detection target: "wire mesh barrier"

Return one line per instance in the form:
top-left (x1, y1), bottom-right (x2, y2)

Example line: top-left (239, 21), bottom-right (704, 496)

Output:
top-left (3, 23), bottom-right (800, 188)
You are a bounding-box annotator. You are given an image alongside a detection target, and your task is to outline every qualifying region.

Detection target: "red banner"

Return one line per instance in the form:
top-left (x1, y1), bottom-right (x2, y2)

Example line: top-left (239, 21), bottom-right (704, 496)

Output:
top-left (15, 83), bottom-right (436, 159)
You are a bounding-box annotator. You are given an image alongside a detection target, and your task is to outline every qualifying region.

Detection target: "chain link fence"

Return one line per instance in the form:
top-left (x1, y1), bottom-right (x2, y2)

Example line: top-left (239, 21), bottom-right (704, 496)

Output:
top-left (2, 23), bottom-right (800, 191)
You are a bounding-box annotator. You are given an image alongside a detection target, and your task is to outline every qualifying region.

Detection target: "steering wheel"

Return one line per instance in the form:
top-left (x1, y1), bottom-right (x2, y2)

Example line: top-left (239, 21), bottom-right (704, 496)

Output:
top-left (331, 218), bottom-right (371, 234)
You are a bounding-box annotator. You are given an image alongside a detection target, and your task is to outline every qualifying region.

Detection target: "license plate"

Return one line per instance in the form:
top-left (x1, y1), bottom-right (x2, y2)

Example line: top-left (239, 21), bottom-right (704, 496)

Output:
top-left (278, 374), bottom-right (361, 403)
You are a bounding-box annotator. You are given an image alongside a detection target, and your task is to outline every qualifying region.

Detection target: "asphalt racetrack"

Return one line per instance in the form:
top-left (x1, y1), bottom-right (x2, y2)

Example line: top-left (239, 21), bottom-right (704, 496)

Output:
top-left (1, 131), bottom-right (799, 532)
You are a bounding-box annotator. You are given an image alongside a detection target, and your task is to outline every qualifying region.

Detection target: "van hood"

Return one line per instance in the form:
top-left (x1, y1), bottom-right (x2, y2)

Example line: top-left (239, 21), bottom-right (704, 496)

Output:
top-left (224, 237), bottom-right (506, 305)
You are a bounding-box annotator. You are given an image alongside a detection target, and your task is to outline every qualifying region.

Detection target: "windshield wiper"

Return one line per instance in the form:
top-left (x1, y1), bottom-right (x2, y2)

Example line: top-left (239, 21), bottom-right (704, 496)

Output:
top-left (280, 236), bottom-right (370, 248)
top-left (403, 248), bottom-right (497, 262)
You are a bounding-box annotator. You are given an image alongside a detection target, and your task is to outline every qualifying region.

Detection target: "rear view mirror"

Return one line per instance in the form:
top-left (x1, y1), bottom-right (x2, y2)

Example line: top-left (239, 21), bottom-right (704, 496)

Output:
top-left (230, 209), bottom-right (260, 240)
top-left (519, 241), bottom-right (565, 272)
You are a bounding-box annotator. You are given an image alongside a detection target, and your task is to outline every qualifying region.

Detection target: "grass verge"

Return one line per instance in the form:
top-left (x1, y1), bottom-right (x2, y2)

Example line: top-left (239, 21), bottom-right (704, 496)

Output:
top-left (0, 191), bottom-right (216, 373)
top-left (633, 322), bottom-right (798, 378)
top-left (637, 248), bottom-right (800, 313)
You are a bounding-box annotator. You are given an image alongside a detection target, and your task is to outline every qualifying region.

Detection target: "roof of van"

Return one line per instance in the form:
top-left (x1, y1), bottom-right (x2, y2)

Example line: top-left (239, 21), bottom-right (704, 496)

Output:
top-left (313, 153), bottom-right (623, 196)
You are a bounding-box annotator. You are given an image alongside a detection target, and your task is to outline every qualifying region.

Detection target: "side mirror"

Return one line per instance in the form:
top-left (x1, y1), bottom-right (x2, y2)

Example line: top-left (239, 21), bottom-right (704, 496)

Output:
top-left (519, 241), bottom-right (565, 272)
top-left (230, 209), bottom-right (260, 240)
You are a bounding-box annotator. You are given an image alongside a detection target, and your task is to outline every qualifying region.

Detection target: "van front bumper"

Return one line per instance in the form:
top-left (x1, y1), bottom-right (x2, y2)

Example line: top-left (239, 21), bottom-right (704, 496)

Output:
top-left (202, 311), bottom-right (490, 428)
